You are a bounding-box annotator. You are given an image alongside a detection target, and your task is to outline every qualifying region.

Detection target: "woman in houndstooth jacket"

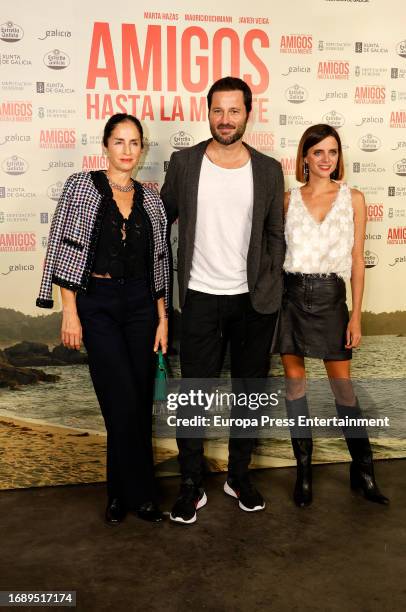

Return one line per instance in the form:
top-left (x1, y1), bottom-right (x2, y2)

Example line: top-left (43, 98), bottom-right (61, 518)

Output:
top-left (37, 113), bottom-right (170, 524)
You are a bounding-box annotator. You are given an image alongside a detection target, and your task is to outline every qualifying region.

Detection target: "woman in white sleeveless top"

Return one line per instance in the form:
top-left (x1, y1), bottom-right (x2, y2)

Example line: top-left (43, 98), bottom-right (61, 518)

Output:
top-left (275, 124), bottom-right (388, 507)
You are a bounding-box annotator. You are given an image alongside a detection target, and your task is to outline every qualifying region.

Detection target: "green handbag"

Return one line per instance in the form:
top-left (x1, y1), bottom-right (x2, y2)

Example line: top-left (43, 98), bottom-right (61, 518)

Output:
top-left (154, 350), bottom-right (168, 402)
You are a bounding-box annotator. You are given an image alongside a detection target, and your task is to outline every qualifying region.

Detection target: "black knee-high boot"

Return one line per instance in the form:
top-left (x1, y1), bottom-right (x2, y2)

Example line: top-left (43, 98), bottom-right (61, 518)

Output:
top-left (286, 396), bottom-right (313, 507)
top-left (335, 400), bottom-right (389, 505)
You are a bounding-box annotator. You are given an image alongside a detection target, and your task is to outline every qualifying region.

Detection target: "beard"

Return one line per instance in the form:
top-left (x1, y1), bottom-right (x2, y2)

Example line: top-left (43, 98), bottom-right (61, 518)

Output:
top-left (209, 120), bottom-right (248, 145)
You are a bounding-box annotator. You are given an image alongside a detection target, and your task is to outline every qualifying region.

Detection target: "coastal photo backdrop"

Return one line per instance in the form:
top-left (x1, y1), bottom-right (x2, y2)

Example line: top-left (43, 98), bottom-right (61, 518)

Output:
top-left (1, 0), bottom-right (405, 489)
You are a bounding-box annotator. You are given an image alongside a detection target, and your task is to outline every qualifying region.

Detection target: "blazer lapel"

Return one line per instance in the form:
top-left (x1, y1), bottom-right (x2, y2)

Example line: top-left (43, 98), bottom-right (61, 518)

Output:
top-left (246, 145), bottom-right (266, 278)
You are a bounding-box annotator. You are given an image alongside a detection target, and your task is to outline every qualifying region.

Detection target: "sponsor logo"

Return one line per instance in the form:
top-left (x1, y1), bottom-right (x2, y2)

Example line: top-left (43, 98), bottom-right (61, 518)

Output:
top-left (391, 67), bottom-right (406, 79)
top-left (387, 186), bottom-right (406, 198)
top-left (285, 84), bottom-right (308, 104)
top-left (389, 256), bottom-right (406, 267)
top-left (0, 52), bottom-right (31, 65)
top-left (391, 141), bottom-right (406, 151)
top-left (353, 162), bottom-right (385, 174)
top-left (322, 110), bottom-right (345, 127)
top-left (366, 204), bottom-right (383, 222)
top-left (38, 29), bottom-right (72, 41)
top-left (280, 157), bottom-right (296, 175)
top-left (396, 40), bottom-right (406, 59)
top-left (279, 114), bottom-right (312, 126)
top-left (390, 90), bottom-right (406, 102)
top-left (280, 137), bottom-right (299, 149)
top-left (319, 91), bottom-right (348, 101)
top-left (355, 42), bottom-right (388, 54)
top-left (390, 111), bottom-right (406, 128)
top-left (281, 66), bottom-right (311, 76)
top-left (43, 49), bottom-right (70, 70)
top-left (280, 35), bottom-right (312, 54)
top-left (1, 80), bottom-right (32, 92)
top-left (36, 81), bottom-right (75, 94)
top-left (318, 40), bottom-right (351, 53)
top-left (42, 160), bottom-right (74, 172)
top-left (170, 131), bottom-right (194, 150)
top-left (393, 159), bottom-right (406, 176)
top-left (364, 251), bottom-right (379, 269)
top-left (355, 116), bottom-right (384, 126)
top-left (353, 185), bottom-right (385, 197)
top-left (80, 133), bottom-right (102, 146)
top-left (387, 227), bottom-right (406, 244)
top-left (388, 207), bottom-right (406, 219)
top-left (0, 21), bottom-right (24, 43)
top-left (82, 155), bottom-right (108, 171)
top-left (1, 155), bottom-right (28, 175)
top-left (354, 86), bottom-right (386, 104)
top-left (354, 66), bottom-right (388, 78)
top-left (244, 132), bottom-right (274, 152)
top-left (47, 181), bottom-right (63, 201)
top-left (41, 237), bottom-right (48, 248)
top-left (0, 187), bottom-right (35, 199)
top-left (40, 213), bottom-right (49, 224)
top-left (365, 232), bottom-right (382, 240)
top-left (0, 232), bottom-right (36, 252)
top-left (317, 61), bottom-right (349, 80)
top-left (0, 211), bottom-right (35, 223)
top-left (144, 137), bottom-right (159, 149)
top-left (40, 129), bottom-right (76, 149)
top-left (38, 106), bottom-right (76, 120)
top-left (0, 101), bottom-right (32, 122)
top-left (358, 134), bottom-right (381, 152)
top-left (1, 264), bottom-right (35, 276)
top-left (140, 181), bottom-right (160, 193)
top-left (138, 161), bottom-right (160, 173)
top-left (0, 134), bottom-right (31, 145)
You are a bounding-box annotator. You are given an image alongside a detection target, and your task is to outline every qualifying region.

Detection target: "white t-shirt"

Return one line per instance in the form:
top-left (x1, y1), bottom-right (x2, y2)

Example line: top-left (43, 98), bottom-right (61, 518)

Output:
top-left (188, 154), bottom-right (254, 294)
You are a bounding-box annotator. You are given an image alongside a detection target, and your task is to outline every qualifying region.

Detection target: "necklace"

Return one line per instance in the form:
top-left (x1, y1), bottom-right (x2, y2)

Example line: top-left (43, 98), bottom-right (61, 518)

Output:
top-left (107, 177), bottom-right (134, 192)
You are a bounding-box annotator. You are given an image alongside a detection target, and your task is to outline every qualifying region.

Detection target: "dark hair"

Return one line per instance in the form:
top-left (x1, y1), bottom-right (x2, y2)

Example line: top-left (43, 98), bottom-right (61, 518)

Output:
top-left (207, 77), bottom-right (252, 114)
top-left (102, 113), bottom-right (144, 148)
top-left (296, 123), bottom-right (344, 182)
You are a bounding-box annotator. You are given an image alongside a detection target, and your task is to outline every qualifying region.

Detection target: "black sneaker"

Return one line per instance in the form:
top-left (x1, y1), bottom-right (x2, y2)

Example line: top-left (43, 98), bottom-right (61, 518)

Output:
top-left (170, 482), bottom-right (207, 524)
top-left (224, 476), bottom-right (265, 512)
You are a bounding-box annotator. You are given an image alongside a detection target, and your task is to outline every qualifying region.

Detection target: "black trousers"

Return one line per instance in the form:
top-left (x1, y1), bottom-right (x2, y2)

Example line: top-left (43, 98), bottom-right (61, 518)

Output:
top-left (76, 277), bottom-right (157, 508)
top-left (178, 289), bottom-right (277, 485)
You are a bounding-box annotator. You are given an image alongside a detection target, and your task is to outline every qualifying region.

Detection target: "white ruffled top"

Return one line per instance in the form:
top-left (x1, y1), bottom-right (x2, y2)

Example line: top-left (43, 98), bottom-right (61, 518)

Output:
top-left (283, 182), bottom-right (354, 279)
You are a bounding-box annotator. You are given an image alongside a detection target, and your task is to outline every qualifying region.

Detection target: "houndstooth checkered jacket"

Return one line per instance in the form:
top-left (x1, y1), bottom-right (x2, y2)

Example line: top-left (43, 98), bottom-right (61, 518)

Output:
top-left (36, 171), bottom-right (170, 312)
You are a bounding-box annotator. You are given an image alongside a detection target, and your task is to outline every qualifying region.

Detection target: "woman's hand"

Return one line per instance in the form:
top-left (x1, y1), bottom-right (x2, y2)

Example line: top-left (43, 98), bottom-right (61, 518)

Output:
top-left (61, 309), bottom-right (82, 350)
top-left (345, 316), bottom-right (362, 349)
top-left (154, 318), bottom-right (168, 354)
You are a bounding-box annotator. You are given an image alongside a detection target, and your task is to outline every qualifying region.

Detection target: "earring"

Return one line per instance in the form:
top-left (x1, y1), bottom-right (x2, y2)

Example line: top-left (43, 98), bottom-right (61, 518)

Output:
top-left (303, 161), bottom-right (309, 182)
top-left (331, 167), bottom-right (338, 180)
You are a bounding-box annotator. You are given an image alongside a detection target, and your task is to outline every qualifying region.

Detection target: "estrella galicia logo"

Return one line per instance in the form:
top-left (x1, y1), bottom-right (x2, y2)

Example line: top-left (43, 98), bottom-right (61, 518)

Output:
top-left (393, 159), bottom-right (406, 176)
top-left (285, 84), bottom-right (308, 104)
top-left (170, 131), bottom-right (194, 150)
top-left (322, 110), bottom-right (345, 128)
top-left (43, 49), bottom-right (70, 70)
top-left (364, 250), bottom-right (379, 269)
top-left (47, 181), bottom-right (63, 201)
top-left (358, 134), bottom-right (381, 152)
top-left (396, 40), bottom-right (406, 59)
top-left (0, 21), bottom-right (24, 42)
top-left (1, 156), bottom-right (29, 175)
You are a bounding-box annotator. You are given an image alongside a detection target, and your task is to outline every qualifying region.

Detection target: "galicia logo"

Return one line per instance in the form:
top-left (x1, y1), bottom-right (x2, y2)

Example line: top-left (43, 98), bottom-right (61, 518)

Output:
top-left (356, 116), bottom-right (384, 126)
top-left (322, 110), bottom-right (345, 128)
top-left (47, 181), bottom-right (63, 201)
top-left (0, 134), bottom-right (31, 145)
top-left (354, 86), bottom-right (386, 105)
top-left (42, 160), bottom-right (74, 172)
top-left (358, 134), bottom-right (381, 152)
top-left (396, 40), bottom-right (406, 59)
top-left (38, 28), bottom-right (72, 41)
top-left (282, 66), bottom-right (311, 76)
top-left (389, 256), bottom-right (406, 267)
top-left (390, 111), bottom-right (406, 128)
top-left (0, 21), bottom-right (24, 43)
top-left (393, 159), bottom-right (406, 176)
top-left (364, 251), bottom-right (379, 269)
top-left (43, 49), bottom-right (70, 70)
top-left (170, 131), bottom-right (194, 150)
top-left (280, 35), bottom-right (313, 54)
top-left (1, 155), bottom-right (28, 175)
top-left (317, 61), bottom-right (349, 80)
top-left (285, 84), bottom-right (308, 104)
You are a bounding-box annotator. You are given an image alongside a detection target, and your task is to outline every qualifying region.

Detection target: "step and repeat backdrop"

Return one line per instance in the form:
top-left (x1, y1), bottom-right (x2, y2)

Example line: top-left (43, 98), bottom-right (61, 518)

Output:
top-left (0, 0), bottom-right (405, 489)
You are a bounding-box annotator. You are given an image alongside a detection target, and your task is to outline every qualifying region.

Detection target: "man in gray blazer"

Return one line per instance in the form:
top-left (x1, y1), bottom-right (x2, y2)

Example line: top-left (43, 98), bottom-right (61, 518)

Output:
top-left (161, 77), bottom-right (285, 524)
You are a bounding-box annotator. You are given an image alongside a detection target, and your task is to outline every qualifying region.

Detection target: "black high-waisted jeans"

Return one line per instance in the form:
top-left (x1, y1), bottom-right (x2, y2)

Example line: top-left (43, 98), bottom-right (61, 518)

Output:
top-left (76, 277), bottom-right (157, 508)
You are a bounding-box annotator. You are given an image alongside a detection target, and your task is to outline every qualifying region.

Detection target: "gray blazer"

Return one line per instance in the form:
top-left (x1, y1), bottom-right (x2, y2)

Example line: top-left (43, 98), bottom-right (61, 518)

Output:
top-left (161, 139), bottom-right (285, 314)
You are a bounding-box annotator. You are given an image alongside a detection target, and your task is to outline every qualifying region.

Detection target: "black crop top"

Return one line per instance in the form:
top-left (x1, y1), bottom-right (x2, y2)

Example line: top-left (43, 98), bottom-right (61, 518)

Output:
top-left (92, 180), bottom-right (149, 279)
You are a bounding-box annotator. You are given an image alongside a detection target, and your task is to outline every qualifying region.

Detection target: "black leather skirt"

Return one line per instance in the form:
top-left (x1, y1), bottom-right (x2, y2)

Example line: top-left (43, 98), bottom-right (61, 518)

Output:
top-left (272, 273), bottom-right (352, 361)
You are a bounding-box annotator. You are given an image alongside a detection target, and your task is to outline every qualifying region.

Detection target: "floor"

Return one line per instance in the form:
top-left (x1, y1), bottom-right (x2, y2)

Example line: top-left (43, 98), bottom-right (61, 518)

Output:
top-left (1, 460), bottom-right (404, 612)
